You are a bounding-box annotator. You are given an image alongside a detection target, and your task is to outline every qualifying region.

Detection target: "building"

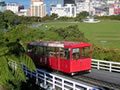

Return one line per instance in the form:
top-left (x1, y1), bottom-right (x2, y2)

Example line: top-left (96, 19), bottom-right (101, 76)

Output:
top-left (5, 2), bottom-right (24, 13)
top-left (94, 3), bottom-right (120, 16)
top-left (0, 0), bottom-right (6, 12)
top-left (17, 9), bottom-right (28, 16)
top-left (64, 0), bottom-right (75, 5)
top-left (109, 3), bottom-right (120, 15)
top-left (30, 0), bottom-right (46, 17)
top-left (44, 0), bottom-right (64, 15)
top-left (76, 1), bottom-right (95, 15)
top-left (75, 0), bottom-right (106, 15)
top-left (95, 7), bottom-right (108, 16)
top-left (50, 4), bottom-right (76, 17)
top-left (105, 0), bottom-right (119, 4)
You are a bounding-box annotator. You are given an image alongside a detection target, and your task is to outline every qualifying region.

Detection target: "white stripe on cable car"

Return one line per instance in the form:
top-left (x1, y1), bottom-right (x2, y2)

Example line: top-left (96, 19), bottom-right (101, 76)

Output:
top-left (48, 43), bottom-right (64, 47)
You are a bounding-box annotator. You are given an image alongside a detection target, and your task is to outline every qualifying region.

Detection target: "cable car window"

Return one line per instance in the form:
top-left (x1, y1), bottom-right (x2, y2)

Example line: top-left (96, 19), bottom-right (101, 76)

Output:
top-left (82, 47), bottom-right (90, 58)
top-left (55, 47), bottom-right (59, 58)
top-left (49, 47), bottom-right (56, 58)
top-left (44, 47), bottom-right (48, 56)
top-left (60, 48), bottom-right (70, 60)
top-left (31, 46), bottom-right (36, 54)
top-left (72, 48), bottom-right (80, 60)
top-left (35, 46), bottom-right (44, 56)
top-left (65, 48), bottom-right (70, 60)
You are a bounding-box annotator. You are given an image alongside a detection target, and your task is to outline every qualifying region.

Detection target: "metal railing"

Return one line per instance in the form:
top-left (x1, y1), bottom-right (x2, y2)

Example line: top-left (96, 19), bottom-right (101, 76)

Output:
top-left (8, 59), bottom-right (120, 90)
top-left (22, 65), bottom-right (95, 90)
top-left (8, 60), bottom-right (95, 90)
top-left (92, 59), bottom-right (120, 73)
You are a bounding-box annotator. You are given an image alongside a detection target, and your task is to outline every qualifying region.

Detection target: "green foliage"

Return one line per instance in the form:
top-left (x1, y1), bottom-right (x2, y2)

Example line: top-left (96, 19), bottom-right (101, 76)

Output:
top-left (50, 13), bottom-right (58, 19)
top-left (92, 44), bottom-right (120, 62)
top-left (23, 16), bottom-right (42, 23)
top-left (49, 25), bottom-right (88, 42)
top-left (57, 17), bottom-right (74, 21)
top-left (42, 30), bottom-right (63, 41)
top-left (42, 16), bottom-right (54, 22)
top-left (0, 26), bottom-right (36, 89)
top-left (0, 10), bottom-right (21, 29)
top-left (75, 11), bottom-right (89, 21)
top-left (77, 11), bottom-right (89, 18)
top-left (95, 15), bottom-right (120, 20)
top-left (0, 12), bottom-right (5, 28)
top-left (3, 10), bottom-right (21, 28)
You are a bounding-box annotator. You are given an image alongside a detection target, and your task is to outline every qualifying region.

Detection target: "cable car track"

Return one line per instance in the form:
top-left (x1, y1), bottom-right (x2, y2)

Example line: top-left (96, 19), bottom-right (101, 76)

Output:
top-left (52, 71), bottom-right (120, 90)
top-left (73, 75), bottom-right (120, 90)
top-left (35, 67), bottom-right (120, 89)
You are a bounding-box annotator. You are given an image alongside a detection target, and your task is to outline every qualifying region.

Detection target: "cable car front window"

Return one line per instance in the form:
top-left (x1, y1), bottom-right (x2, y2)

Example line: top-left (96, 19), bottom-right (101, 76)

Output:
top-left (82, 47), bottom-right (90, 58)
top-left (72, 48), bottom-right (80, 60)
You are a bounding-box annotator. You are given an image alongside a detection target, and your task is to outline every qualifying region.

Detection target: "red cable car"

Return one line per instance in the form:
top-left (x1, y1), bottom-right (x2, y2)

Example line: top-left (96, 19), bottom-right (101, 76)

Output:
top-left (26, 41), bottom-right (91, 75)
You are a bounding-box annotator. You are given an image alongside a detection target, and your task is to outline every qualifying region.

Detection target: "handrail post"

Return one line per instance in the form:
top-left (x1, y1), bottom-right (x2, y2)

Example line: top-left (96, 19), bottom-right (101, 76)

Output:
top-left (52, 76), bottom-right (55, 89)
top-left (62, 79), bottom-right (64, 90)
top-left (73, 83), bottom-right (75, 90)
top-left (44, 73), bottom-right (46, 85)
top-left (97, 61), bottom-right (100, 70)
top-left (36, 73), bottom-right (38, 84)
top-left (110, 63), bottom-right (112, 72)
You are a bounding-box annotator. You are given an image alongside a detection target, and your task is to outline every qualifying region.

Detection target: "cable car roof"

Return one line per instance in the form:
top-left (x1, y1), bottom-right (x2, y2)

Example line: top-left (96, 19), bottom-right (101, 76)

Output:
top-left (27, 41), bottom-right (91, 48)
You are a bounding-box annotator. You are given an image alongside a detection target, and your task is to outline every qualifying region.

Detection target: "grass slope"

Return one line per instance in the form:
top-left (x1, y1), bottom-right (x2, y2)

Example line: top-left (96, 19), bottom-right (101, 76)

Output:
top-left (43, 20), bottom-right (120, 49)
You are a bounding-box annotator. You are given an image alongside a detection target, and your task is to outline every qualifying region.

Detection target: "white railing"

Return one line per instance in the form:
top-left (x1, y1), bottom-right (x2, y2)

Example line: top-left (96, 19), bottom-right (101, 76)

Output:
top-left (22, 65), bottom-right (95, 90)
top-left (8, 59), bottom-right (120, 90)
top-left (8, 60), bottom-right (95, 90)
top-left (92, 59), bottom-right (120, 73)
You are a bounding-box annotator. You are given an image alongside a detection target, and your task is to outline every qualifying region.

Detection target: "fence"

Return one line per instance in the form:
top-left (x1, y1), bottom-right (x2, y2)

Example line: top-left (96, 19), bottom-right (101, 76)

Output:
top-left (92, 59), bottom-right (120, 73)
top-left (22, 65), bottom-right (95, 90)
top-left (8, 59), bottom-right (120, 90)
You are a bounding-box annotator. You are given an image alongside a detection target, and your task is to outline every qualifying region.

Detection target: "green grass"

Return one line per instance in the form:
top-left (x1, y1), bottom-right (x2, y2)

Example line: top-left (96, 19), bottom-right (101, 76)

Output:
top-left (43, 20), bottom-right (120, 49)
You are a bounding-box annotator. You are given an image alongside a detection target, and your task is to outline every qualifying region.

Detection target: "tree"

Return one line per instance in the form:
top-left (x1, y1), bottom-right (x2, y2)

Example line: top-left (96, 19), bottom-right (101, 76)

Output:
top-left (3, 10), bottom-right (21, 29)
top-left (49, 25), bottom-right (88, 42)
top-left (77, 11), bottom-right (89, 18)
top-left (0, 27), bottom-right (36, 89)
top-left (50, 13), bottom-right (58, 19)
top-left (42, 30), bottom-right (63, 41)
top-left (0, 12), bottom-right (5, 28)
top-left (42, 16), bottom-right (53, 22)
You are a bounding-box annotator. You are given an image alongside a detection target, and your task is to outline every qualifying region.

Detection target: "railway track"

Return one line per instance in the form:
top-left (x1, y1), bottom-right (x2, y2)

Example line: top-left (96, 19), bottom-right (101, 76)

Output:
top-left (53, 71), bottom-right (120, 90)
top-left (73, 74), bottom-right (120, 90)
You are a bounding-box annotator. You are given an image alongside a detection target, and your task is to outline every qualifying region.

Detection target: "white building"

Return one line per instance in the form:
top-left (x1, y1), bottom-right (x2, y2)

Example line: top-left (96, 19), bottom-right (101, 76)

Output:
top-left (6, 2), bottom-right (24, 13)
top-left (105, 0), bottom-right (119, 4)
top-left (50, 4), bottom-right (76, 17)
top-left (76, 2), bottom-right (95, 15)
top-left (30, 0), bottom-right (46, 17)
top-left (75, 0), bottom-right (108, 15)
top-left (17, 9), bottom-right (28, 16)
